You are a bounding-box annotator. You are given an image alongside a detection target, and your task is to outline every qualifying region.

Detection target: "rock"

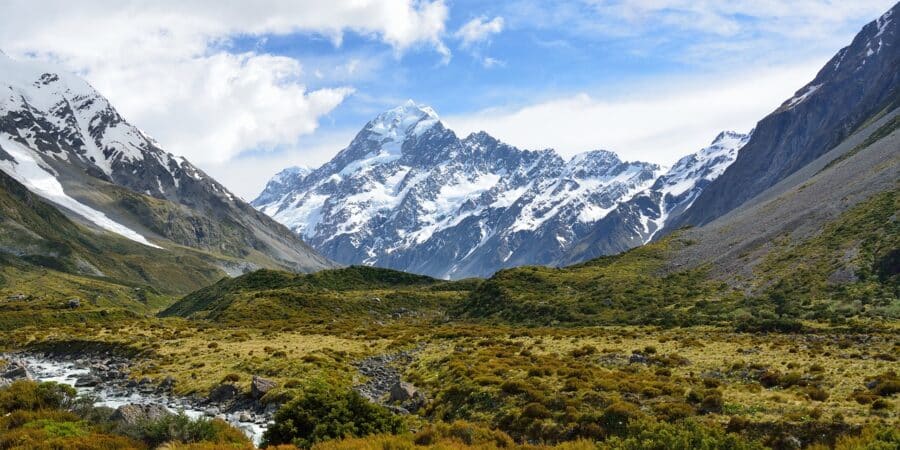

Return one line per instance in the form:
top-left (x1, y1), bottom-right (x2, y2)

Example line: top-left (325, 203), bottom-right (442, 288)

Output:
top-left (251, 376), bottom-right (277, 399)
top-left (239, 412), bottom-right (252, 423)
top-left (2, 362), bottom-right (30, 380)
top-left (158, 376), bottom-right (175, 392)
top-left (74, 374), bottom-right (101, 387)
top-left (629, 354), bottom-right (649, 365)
top-left (780, 435), bottom-right (802, 449)
top-left (389, 381), bottom-right (418, 403)
top-left (67, 298), bottom-right (81, 308)
top-left (205, 406), bottom-right (220, 416)
top-left (208, 383), bottom-right (239, 403)
top-left (264, 402), bottom-right (280, 415)
top-left (111, 404), bottom-right (171, 425)
top-left (6, 294), bottom-right (27, 301)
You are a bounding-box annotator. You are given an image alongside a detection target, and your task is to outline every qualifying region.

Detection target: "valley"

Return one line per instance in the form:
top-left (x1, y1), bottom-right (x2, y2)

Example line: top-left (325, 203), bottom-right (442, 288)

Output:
top-left (0, 2), bottom-right (898, 449)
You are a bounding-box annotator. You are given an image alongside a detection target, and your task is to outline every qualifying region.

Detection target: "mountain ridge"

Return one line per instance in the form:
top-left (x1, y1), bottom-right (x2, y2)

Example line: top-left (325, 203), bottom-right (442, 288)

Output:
top-left (254, 102), bottom-right (746, 279)
top-left (0, 52), bottom-right (335, 285)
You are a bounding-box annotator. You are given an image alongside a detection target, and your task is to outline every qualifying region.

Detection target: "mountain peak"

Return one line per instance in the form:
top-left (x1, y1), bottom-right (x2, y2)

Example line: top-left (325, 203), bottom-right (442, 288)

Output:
top-left (274, 165), bottom-right (311, 182)
top-left (355, 101), bottom-right (441, 148)
top-left (708, 130), bottom-right (749, 151)
top-left (359, 100), bottom-right (442, 147)
top-left (567, 149), bottom-right (622, 170)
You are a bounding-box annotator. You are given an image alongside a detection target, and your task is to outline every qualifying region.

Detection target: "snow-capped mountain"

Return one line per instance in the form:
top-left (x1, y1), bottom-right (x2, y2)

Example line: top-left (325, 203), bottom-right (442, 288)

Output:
top-left (0, 52), bottom-right (333, 274)
top-left (254, 101), bottom-right (748, 279)
top-left (558, 131), bottom-right (749, 265)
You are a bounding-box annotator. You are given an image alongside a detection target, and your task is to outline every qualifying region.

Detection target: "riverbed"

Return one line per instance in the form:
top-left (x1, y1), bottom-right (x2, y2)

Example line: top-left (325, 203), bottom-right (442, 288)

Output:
top-left (15, 355), bottom-right (269, 446)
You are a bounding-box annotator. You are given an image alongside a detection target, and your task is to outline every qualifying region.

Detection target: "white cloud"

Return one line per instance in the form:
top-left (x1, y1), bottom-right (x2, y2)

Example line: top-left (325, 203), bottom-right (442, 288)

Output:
top-left (482, 57), bottom-right (505, 68)
top-left (0, 0), bottom-right (450, 165)
top-left (505, 0), bottom-right (896, 66)
top-left (445, 61), bottom-right (824, 165)
top-left (580, 0), bottom-right (897, 39)
top-left (203, 129), bottom-right (358, 200)
top-left (455, 16), bottom-right (505, 47)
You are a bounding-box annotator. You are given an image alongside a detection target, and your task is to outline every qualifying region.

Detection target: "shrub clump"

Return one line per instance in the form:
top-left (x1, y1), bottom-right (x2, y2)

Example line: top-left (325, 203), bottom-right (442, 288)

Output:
top-left (263, 384), bottom-right (405, 448)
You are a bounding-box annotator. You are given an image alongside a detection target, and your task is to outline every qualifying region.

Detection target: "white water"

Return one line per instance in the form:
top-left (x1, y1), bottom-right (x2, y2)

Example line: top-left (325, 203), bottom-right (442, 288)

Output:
top-left (20, 356), bottom-right (268, 446)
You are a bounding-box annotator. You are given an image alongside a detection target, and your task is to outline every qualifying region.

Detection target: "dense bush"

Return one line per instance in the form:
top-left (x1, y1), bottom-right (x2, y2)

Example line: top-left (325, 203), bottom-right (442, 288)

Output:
top-left (598, 418), bottom-right (765, 450)
top-left (0, 380), bottom-right (76, 413)
top-left (119, 413), bottom-right (249, 447)
top-left (263, 385), bottom-right (405, 448)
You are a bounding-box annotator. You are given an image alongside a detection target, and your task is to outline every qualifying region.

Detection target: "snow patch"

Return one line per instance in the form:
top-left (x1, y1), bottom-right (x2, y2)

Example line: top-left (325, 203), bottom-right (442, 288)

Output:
top-left (0, 136), bottom-right (162, 248)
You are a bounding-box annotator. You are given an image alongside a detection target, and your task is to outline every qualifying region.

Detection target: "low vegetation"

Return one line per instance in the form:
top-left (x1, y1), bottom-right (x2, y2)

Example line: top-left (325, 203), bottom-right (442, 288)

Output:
top-left (0, 380), bottom-right (250, 449)
top-left (0, 182), bottom-right (895, 449)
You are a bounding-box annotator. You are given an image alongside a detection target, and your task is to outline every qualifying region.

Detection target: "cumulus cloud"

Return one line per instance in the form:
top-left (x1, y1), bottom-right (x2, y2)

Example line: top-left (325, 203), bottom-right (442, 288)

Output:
top-left (0, 0), bottom-right (450, 164)
top-left (445, 61), bottom-right (823, 165)
top-left (455, 16), bottom-right (505, 47)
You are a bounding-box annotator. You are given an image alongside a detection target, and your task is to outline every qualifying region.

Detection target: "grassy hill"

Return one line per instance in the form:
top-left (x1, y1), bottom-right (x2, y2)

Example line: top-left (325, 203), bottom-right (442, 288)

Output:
top-left (159, 266), bottom-right (479, 327)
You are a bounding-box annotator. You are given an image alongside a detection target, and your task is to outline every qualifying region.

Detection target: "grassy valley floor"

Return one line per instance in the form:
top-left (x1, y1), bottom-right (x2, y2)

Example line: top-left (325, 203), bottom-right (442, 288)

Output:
top-left (1, 316), bottom-right (897, 449)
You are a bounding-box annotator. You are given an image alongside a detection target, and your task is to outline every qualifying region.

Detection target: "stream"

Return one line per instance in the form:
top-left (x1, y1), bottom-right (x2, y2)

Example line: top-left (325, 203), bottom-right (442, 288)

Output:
top-left (11, 355), bottom-right (270, 446)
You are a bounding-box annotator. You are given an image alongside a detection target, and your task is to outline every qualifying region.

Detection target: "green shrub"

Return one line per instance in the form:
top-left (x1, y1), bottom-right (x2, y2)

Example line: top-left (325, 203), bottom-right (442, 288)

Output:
top-left (599, 418), bottom-right (765, 450)
top-left (601, 401), bottom-right (642, 436)
top-left (521, 402), bottom-right (552, 420)
top-left (119, 413), bottom-right (248, 447)
top-left (0, 381), bottom-right (76, 413)
top-left (263, 385), bottom-right (404, 448)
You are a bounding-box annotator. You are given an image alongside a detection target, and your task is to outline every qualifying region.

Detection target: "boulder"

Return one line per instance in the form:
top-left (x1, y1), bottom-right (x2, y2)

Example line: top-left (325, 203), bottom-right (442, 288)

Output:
top-left (2, 362), bottom-right (30, 380)
top-left (251, 376), bottom-right (277, 399)
top-left (208, 383), bottom-right (239, 403)
top-left (158, 376), bottom-right (175, 392)
top-left (389, 381), bottom-right (418, 403)
top-left (67, 298), bottom-right (81, 308)
top-left (74, 374), bottom-right (102, 387)
top-left (111, 404), bottom-right (171, 425)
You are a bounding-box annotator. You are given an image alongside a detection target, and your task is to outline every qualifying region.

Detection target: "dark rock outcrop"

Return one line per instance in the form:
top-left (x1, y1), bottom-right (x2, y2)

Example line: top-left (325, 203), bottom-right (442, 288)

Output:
top-left (251, 376), bottom-right (276, 400)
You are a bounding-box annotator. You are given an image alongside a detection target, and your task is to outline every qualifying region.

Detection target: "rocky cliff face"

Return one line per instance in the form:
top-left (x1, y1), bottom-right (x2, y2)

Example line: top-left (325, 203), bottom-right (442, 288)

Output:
top-left (671, 3), bottom-right (900, 229)
top-left (255, 102), bottom-right (745, 279)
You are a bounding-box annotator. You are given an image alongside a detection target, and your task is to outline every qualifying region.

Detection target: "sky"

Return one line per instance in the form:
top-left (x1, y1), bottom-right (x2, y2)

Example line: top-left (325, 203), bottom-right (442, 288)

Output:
top-left (0, 0), bottom-right (896, 199)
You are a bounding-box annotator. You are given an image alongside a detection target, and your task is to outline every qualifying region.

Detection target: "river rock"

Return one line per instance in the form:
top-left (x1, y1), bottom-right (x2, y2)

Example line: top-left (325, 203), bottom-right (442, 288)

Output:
top-left (74, 374), bottom-right (101, 387)
top-left (111, 404), bottom-right (171, 425)
top-left (251, 376), bottom-right (276, 399)
top-left (208, 383), bottom-right (239, 403)
top-left (389, 381), bottom-right (418, 403)
top-left (158, 375), bottom-right (175, 392)
top-left (2, 362), bottom-right (30, 380)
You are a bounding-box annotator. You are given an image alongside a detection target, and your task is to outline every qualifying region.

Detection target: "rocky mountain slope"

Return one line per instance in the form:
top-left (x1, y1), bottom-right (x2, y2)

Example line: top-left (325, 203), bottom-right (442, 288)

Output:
top-left (254, 102), bottom-right (745, 279)
top-left (559, 131), bottom-right (749, 265)
top-left (671, 2), bottom-right (900, 229)
top-left (0, 52), bottom-right (334, 278)
top-left (0, 169), bottom-right (222, 298)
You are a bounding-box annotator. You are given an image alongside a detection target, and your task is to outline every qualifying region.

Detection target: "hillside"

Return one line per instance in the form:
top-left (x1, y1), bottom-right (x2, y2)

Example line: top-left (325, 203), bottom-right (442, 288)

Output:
top-left (671, 3), bottom-right (899, 229)
top-left (168, 109), bottom-right (899, 330)
top-left (159, 266), bottom-right (477, 326)
top-left (0, 52), bottom-right (334, 276)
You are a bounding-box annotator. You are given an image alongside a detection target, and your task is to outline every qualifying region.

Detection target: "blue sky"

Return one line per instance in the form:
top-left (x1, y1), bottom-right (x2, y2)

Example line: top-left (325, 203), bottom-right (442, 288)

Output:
top-left (1, 0), bottom-right (896, 198)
